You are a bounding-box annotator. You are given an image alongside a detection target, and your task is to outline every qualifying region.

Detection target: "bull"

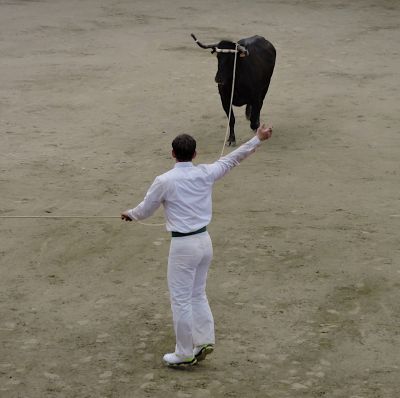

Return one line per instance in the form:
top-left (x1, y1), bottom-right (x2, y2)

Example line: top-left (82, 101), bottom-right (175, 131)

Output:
top-left (191, 33), bottom-right (276, 146)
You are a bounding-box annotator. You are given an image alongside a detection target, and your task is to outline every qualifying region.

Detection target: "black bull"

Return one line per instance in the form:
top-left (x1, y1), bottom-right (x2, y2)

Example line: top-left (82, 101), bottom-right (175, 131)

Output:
top-left (191, 34), bottom-right (276, 145)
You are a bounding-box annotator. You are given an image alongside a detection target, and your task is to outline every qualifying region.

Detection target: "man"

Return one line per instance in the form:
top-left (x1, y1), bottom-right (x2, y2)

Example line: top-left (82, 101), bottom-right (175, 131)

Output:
top-left (121, 124), bottom-right (272, 366)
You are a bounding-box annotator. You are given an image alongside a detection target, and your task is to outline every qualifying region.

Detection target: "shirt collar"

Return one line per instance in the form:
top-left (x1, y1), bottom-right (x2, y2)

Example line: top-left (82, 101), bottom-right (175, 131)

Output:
top-left (174, 162), bottom-right (193, 168)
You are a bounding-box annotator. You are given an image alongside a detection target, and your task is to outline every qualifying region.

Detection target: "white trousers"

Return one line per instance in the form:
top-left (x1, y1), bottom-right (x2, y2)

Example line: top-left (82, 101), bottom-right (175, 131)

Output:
top-left (167, 231), bottom-right (215, 358)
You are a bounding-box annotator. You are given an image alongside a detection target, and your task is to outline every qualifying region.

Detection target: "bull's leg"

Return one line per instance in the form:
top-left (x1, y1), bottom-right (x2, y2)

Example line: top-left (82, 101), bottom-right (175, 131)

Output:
top-left (250, 100), bottom-right (261, 131)
top-left (221, 98), bottom-right (236, 146)
top-left (251, 82), bottom-right (271, 131)
top-left (228, 109), bottom-right (236, 146)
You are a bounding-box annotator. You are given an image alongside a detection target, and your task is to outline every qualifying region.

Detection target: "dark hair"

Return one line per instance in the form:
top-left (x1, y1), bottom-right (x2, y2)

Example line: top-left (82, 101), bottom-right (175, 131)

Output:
top-left (172, 134), bottom-right (196, 161)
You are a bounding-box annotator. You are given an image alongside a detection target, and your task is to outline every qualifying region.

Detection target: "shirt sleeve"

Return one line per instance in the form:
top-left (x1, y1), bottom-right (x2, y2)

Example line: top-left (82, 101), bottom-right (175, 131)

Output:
top-left (127, 176), bottom-right (165, 221)
top-left (206, 135), bottom-right (262, 182)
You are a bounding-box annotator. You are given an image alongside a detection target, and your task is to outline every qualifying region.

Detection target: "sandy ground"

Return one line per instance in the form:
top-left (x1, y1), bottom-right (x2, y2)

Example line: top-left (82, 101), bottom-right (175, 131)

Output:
top-left (1, 0), bottom-right (400, 397)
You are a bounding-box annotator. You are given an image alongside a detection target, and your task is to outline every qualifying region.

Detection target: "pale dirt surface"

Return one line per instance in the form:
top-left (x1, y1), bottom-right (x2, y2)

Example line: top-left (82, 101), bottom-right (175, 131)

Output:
top-left (1, 0), bottom-right (400, 397)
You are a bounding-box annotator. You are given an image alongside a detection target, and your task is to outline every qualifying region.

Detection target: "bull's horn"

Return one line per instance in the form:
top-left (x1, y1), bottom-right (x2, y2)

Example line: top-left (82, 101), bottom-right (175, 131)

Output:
top-left (191, 33), bottom-right (218, 49)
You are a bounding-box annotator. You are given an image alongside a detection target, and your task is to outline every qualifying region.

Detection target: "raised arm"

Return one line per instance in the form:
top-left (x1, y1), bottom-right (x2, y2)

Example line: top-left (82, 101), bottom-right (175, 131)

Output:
top-left (207, 124), bottom-right (272, 181)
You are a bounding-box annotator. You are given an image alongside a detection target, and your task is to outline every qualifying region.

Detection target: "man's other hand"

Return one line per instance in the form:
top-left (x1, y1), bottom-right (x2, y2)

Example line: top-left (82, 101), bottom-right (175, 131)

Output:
top-left (121, 211), bottom-right (133, 221)
top-left (256, 124), bottom-right (273, 141)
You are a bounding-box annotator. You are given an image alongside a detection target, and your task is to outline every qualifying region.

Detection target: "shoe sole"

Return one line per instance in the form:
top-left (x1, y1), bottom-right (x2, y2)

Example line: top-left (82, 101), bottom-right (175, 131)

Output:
top-left (195, 345), bottom-right (214, 362)
top-left (164, 358), bottom-right (197, 367)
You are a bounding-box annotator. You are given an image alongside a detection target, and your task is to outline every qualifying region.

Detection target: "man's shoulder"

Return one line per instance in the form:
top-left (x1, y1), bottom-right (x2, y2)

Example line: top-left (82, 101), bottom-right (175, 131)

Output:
top-left (159, 168), bottom-right (177, 179)
top-left (155, 167), bottom-right (180, 184)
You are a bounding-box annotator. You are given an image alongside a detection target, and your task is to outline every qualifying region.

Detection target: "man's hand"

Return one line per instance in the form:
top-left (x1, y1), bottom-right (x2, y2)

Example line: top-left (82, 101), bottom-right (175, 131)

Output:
top-left (256, 124), bottom-right (273, 141)
top-left (121, 211), bottom-right (133, 221)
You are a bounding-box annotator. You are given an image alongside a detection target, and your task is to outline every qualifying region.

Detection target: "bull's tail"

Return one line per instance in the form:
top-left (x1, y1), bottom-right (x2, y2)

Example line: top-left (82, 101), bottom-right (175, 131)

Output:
top-left (245, 104), bottom-right (252, 120)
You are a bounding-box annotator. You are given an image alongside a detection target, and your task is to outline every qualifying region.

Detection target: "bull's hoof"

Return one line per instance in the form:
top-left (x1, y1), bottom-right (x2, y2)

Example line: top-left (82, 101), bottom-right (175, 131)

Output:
top-left (226, 140), bottom-right (236, 147)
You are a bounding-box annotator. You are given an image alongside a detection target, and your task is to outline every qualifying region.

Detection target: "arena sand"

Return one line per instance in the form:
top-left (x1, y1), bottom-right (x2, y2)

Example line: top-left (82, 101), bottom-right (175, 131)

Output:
top-left (1, 0), bottom-right (399, 397)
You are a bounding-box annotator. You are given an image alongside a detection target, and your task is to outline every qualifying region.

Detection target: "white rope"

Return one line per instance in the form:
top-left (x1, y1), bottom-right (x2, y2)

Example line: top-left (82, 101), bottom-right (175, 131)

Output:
top-left (0, 216), bottom-right (118, 219)
top-left (220, 42), bottom-right (239, 157)
top-left (119, 43), bottom-right (238, 226)
top-left (0, 215), bottom-right (164, 227)
top-left (137, 221), bottom-right (165, 227)
top-left (1, 45), bottom-right (241, 228)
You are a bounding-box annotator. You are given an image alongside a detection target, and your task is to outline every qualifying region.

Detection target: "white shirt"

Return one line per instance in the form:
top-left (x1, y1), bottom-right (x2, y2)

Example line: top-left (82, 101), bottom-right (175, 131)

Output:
top-left (128, 136), bottom-right (261, 232)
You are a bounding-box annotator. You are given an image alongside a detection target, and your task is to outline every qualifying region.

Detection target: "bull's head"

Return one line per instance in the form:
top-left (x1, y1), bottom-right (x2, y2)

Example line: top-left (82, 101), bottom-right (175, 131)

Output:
top-left (191, 33), bottom-right (249, 86)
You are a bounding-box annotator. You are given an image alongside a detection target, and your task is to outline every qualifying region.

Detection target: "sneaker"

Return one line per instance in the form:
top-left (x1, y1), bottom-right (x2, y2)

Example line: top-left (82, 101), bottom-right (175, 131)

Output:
top-left (193, 344), bottom-right (214, 362)
top-left (163, 353), bottom-right (197, 367)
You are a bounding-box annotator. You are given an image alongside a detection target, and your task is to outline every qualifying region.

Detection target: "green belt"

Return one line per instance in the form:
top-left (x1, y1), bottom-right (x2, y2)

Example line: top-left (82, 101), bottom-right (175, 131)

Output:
top-left (171, 226), bottom-right (207, 238)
